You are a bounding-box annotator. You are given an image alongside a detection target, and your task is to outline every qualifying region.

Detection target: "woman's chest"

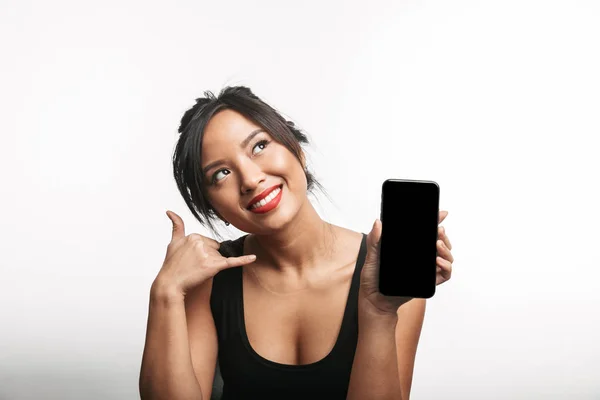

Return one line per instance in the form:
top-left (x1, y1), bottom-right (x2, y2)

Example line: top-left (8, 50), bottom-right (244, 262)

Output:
top-left (241, 265), bottom-right (355, 366)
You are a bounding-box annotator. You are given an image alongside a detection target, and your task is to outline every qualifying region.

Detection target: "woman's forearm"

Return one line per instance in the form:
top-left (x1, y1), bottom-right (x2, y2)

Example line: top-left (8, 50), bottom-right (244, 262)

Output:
top-left (346, 306), bottom-right (402, 400)
top-left (139, 282), bottom-right (203, 400)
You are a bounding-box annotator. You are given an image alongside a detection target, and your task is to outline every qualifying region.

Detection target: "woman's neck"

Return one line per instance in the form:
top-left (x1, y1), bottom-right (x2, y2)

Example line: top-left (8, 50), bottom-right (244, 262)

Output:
top-left (246, 200), bottom-right (338, 278)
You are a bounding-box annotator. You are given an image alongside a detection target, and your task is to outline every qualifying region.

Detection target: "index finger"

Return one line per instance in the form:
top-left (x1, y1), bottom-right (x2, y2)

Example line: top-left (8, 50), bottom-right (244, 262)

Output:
top-left (438, 210), bottom-right (448, 224)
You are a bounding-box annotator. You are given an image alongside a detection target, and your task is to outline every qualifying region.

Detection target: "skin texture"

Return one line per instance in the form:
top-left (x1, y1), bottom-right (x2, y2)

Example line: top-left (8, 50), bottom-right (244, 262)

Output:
top-left (191, 109), bottom-right (455, 399)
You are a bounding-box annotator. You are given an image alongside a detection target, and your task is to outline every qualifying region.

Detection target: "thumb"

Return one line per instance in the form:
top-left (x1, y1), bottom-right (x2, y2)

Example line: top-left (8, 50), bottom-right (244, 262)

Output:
top-left (166, 210), bottom-right (185, 241)
top-left (364, 219), bottom-right (382, 266)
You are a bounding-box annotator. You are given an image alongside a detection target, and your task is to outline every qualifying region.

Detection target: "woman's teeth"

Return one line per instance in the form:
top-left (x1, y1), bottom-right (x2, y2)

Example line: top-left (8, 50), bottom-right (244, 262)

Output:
top-left (250, 187), bottom-right (281, 209)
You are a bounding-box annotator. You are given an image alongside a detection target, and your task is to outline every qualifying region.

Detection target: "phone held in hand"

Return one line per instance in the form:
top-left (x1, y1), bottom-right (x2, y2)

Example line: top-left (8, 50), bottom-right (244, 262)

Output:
top-left (378, 179), bottom-right (439, 298)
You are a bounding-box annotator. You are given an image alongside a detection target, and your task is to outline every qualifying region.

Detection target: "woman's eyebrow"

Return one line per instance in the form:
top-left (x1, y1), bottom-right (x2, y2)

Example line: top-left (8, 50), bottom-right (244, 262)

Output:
top-left (202, 129), bottom-right (265, 177)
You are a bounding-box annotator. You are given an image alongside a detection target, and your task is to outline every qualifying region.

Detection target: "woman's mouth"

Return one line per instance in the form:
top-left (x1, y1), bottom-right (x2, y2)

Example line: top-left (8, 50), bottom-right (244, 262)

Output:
top-left (247, 185), bottom-right (283, 214)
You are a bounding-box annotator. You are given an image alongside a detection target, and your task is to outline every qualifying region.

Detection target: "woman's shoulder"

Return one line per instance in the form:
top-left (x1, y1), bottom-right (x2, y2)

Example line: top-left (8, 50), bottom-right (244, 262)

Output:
top-left (211, 234), bottom-right (249, 288)
top-left (333, 225), bottom-right (366, 251)
top-left (316, 225), bottom-right (366, 270)
top-left (217, 234), bottom-right (248, 258)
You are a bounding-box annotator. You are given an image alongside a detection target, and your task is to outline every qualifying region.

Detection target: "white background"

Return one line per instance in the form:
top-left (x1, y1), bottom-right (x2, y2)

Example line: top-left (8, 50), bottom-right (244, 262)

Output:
top-left (1, 0), bottom-right (599, 399)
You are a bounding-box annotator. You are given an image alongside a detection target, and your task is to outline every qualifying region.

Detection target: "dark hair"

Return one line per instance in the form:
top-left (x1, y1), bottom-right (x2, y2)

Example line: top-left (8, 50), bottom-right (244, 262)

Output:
top-left (172, 86), bottom-right (331, 240)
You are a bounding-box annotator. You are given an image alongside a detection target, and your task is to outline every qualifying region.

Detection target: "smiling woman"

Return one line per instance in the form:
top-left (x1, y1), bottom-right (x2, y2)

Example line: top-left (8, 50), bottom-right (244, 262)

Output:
top-left (171, 86), bottom-right (330, 242)
top-left (139, 86), bottom-right (444, 400)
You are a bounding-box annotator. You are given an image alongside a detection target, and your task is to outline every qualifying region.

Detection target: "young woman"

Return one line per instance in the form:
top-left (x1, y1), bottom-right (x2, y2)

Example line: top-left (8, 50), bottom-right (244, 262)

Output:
top-left (139, 86), bottom-right (454, 400)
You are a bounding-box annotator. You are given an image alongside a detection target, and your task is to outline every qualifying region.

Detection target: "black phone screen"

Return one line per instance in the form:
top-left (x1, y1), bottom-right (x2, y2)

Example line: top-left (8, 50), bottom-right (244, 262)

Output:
top-left (378, 179), bottom-right (439, 298)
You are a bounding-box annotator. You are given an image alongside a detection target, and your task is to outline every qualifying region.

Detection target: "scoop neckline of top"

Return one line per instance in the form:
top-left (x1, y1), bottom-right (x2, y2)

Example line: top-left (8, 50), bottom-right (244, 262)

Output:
top-left (233, 232), bottom-right (367, 370)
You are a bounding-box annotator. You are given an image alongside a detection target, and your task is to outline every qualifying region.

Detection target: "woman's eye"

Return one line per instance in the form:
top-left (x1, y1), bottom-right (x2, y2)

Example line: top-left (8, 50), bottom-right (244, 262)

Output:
top-left (252, 139), bottom-right (270, 155)
top-left (212, 169), bottom-right (229, 183)
top-left (211, 139), bottom-right (270, 184)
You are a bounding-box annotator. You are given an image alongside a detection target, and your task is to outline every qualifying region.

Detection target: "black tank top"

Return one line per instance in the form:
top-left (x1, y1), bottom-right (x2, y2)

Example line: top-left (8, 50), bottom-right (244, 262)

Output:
top-left (209, 233), bottom-right (367, 400)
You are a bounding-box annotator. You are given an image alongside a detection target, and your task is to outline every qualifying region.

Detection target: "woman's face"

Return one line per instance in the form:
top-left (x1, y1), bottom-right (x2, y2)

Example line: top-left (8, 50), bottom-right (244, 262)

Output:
top-left (201, 109), bottom-right (307, 233)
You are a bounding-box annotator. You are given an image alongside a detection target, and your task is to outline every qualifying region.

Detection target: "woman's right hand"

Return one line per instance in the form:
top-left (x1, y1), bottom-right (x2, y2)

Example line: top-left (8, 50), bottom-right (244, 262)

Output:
top-left (153, 210), bottom-right (257, 297)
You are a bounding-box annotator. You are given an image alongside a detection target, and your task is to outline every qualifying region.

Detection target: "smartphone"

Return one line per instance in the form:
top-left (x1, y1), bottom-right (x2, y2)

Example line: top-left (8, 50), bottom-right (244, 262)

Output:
top-left (378, 179), bottom-right (439, 298)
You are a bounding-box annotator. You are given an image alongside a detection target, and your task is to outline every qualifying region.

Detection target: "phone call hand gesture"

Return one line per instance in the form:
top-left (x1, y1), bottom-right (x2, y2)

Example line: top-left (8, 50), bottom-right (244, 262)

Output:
top-left (152, 210), bottom-right (257, 297)
top-left (358, 210), bottom-right (454, 316)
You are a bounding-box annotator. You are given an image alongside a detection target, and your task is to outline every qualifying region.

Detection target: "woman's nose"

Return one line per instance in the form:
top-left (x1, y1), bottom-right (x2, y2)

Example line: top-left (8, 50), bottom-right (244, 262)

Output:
top-left (240, 165), bottom-right (266, 193)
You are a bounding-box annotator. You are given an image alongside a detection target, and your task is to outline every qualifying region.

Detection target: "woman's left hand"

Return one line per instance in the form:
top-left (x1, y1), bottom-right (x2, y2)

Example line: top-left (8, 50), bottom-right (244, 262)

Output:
top-left (358, 210), bottom-right (454, 316)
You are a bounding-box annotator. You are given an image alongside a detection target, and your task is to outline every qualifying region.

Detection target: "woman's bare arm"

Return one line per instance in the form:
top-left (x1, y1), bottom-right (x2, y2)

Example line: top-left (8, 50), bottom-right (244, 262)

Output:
top-left (185, 277), bottom-right (219, 399)
top-left (139, 278), bottom-right (218, 400)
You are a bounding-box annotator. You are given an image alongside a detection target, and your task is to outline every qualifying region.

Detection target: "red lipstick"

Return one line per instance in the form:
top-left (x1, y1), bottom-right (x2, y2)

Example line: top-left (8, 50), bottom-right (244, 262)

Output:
top-left (247, 184), bottom-right (283, 214)
top-left (246, 184), bottom-right (282, 209)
